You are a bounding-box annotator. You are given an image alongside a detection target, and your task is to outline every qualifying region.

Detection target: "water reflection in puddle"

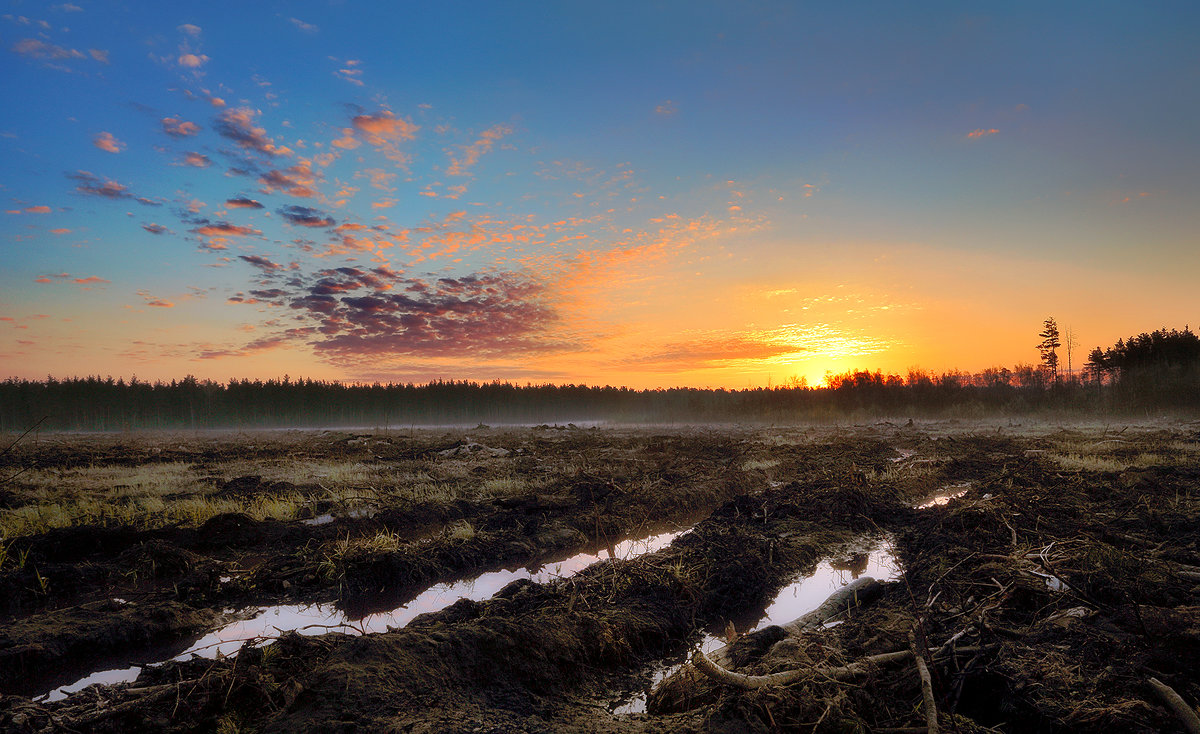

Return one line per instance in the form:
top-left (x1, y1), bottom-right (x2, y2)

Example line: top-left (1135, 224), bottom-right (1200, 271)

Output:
top-left (915, 482), bottom-right (971, 509)
top-left (302, 506), bottom-right (376, 526)
top-left (44, 525), bottom-right (692, 701)
top-left (611, 538), bottom-right (901, 715)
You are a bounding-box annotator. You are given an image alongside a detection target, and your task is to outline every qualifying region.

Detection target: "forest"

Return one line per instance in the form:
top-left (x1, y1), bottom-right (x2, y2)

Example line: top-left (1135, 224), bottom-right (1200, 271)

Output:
top-left (2, 327), bottom-right (1197, 430)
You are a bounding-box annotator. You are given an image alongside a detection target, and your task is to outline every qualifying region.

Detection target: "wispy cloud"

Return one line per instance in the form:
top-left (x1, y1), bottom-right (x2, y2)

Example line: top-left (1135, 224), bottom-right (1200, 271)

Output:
top-left (446, 124), bottom-right (512, 176)
top-left (34, 272), bottom-right (110, 287)
top-left (334, 59), bottom-right (363, 86)
top-left (225, 197), bottom-right (264, 209)
top-left (289, 17), bottom-right (318, 33)
top-left (966, 128), bottom-right (999, 139)
top-left (655, 100), bottom-right (677, 116)
top-left (137, 289), bottom-right (174, 307)
top-left (142, 223), bottom-right (169, 234)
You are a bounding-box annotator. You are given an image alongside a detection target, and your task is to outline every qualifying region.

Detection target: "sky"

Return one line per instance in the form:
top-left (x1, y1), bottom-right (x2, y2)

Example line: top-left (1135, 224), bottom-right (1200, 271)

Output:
top-left (2, 2), bottom-right (1198, 389)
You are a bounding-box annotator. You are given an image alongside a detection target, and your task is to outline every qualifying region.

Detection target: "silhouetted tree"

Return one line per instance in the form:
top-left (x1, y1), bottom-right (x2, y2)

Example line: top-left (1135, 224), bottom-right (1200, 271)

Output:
top-left (1038, 317), bottom-right (1061, 384)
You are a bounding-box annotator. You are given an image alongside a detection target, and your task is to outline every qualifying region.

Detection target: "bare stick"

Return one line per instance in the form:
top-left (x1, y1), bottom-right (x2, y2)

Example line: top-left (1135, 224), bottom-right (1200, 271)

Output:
top-left (690, 645), bottom-right (991, 690)
top-left (1149, 677), bottom-right (1200, 734)
top-left (910, 630), bottom-right (939, 734)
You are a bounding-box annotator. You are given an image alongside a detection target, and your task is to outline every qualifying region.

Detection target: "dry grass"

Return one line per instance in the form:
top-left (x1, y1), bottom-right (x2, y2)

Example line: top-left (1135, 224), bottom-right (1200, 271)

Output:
top-left (741, 458), bottom-right (781, 471)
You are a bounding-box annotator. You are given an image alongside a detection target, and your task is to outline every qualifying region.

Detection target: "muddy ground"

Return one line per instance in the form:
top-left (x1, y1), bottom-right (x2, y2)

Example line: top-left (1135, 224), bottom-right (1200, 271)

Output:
top-left (1, 420), bottom-right (1199, 732)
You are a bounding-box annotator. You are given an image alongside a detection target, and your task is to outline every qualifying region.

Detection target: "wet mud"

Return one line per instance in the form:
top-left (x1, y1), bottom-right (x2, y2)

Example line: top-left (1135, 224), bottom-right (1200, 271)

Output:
top-left (1, 421), bottom-right (1199, 732)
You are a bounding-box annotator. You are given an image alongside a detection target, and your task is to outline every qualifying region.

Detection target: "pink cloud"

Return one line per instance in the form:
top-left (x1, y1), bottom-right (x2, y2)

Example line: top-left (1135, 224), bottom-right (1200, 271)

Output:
top-left (50, 228), bottom-right (71, 234)
top-left (162, 117), bottom-right (200, 137)
top-left (22, 205), bottom-right (52, 214)
top-left (181, 151), bottom-right (211, 167)
top-left (225, 197), bottom-right (264, 209)
top-left (446, 124), bottom-right (512, 176)
top-left (11, 38), bottom-right (84, 64)
top-left (93, 131), bottom-right (124, 153)
top-left (216, 107), bottom-right (292, 157)
top-left (73, 275), bottom-right (109, 284)
top-left (178, 53), bottom-right (209, 68)
top-left (966, 128), bottom-right (999, 139)
top-left (351, 111), bottom-right (418, 165)
top-left (194, 222), bottom-right (261, 238)
top-left (258, 161), bottom-right (319, 198)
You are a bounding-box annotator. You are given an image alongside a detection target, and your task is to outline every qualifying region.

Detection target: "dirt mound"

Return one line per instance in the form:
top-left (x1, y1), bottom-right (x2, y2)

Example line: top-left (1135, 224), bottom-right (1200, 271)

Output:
top-left (0, 599), bottom-right (217, 697)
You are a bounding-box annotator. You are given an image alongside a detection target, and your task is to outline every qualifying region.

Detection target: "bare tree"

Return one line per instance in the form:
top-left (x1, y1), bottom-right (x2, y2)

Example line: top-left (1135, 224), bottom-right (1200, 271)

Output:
top-left (1065, 325), bottom-right (1078, 378)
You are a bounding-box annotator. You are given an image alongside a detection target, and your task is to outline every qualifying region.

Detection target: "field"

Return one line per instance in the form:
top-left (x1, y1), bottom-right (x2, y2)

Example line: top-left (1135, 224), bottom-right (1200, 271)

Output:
top-left (2, 420), bottom-right (1199, 732)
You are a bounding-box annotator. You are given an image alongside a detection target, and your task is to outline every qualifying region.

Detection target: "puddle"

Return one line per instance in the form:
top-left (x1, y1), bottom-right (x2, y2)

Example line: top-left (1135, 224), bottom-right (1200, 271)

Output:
top-left (302, 506), bottom-right (376, 525)
top-left (915, 482), bottom-right (971, 509)
top-left (43, 524), bottom-right (693, 702)
top-left (611, 537), bottom-right (901, 715)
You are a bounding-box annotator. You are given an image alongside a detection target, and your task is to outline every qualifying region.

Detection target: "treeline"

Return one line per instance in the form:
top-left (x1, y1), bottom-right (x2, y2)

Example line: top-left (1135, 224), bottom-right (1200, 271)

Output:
top-left (1, 328), bottom-right (1196, 431)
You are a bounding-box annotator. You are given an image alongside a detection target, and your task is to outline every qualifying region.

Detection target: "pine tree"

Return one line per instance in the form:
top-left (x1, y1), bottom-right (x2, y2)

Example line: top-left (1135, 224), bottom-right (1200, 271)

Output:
top-left (1038, 317), bottom-right (1062, 384)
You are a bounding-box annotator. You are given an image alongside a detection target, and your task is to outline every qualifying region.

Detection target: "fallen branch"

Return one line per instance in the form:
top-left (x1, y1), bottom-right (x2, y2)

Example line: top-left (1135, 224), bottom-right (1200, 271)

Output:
top-left (910, 630), bottom-right (939, 734)
top-left (1149, 677), bottom-right (1200, 734)
top-left (690, 645), bottom-right (991, 691)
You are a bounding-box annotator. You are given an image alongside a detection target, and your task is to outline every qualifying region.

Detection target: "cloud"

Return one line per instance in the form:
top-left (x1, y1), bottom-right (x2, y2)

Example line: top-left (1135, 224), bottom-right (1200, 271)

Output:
top-left (17, 205), bottom-right (52, 214)
top-left (229, 261), bottom-right (572, 363)
top-left (966, 128), bottom-right (999, 139)
top-left (177, 23), bottom-right (201, 36)
top-left (161, 117), bottom-right (200, 137)
top-left (178, 53), bottom-right (208, 68)
top-left (181, 151), bottom-right (211, 167)
top-left (655, 100), bottom-right (677, 116)
top-left (34, 272), bottom-right (109, 287)
top-left (10, 37), bottom-right (105, 71)
top-left (225, 197), bottom-right (264, 209)
top-left (68, 170), bottom-right (131, 199)
top-left (142, 223), bottom-right (169, 234)
top-left (333, 58), bottom-right (364, 86)
top-left (196, 335), bottom-right (288, 360)
top-left (11, 38), bottom-right (83, 62)
top-left (351, 111), bottom-right (418, 165)
top-left (239, 254), bottom-right (284, 271)
top-left (216, 107), bottom-right (292, 157)
top-left (54, 3), bottom-right (84, 11)
top-left (136, 289), bottom-right (174, 307)
top-left (49, 228), bottom-right (71, 234)
top-left (289, 17), bottom-right (318, 32)
top-left (278, 205), bottom-right (335, 227)
top-left (193, 222), bottom-right (261, 238)
top-left (446, 124), bottom-right (512, 176)
top-left (93, 131), bottom-right (124, 153)
top-left (258, 161), bottom-right (319, 198)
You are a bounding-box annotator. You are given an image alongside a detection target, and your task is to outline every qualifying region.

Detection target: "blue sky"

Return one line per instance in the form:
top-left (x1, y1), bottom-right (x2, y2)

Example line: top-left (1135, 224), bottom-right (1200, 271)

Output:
top-left (2, 2), bottom-right (1197, 386)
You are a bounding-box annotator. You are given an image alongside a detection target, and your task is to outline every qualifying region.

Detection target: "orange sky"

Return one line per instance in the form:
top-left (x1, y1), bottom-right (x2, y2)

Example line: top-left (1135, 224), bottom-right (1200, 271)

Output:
top-left (2, 5), bottom-right (1197, 388)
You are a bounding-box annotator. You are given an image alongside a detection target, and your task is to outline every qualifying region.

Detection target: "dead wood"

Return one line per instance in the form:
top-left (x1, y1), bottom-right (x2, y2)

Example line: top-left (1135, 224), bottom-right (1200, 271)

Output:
top-left (910, 629), bottom-right (939, 734)
top-left (1148, 677), bottom-right (1200, 734)
top-left (689, 644), bottom-right (990, 691)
